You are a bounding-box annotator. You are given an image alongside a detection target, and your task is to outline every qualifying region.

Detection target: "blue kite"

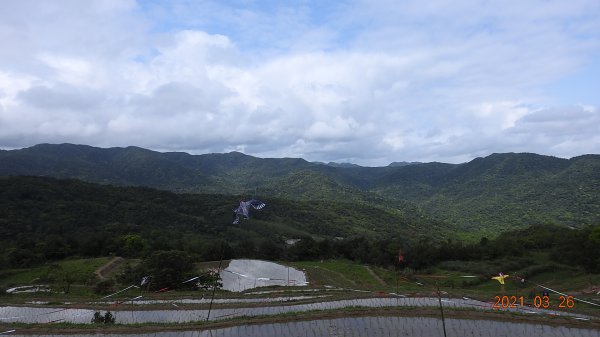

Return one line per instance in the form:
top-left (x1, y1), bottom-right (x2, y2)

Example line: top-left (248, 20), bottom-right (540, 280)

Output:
top-left (232, 199), bottom-right (266, 224)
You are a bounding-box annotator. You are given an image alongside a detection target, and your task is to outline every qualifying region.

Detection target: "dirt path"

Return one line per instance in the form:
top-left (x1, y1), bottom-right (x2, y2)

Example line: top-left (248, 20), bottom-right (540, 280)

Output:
top-left (365, 266), bottom-right (386, 286)
top-left (95, 257), bottom-right (125, 280)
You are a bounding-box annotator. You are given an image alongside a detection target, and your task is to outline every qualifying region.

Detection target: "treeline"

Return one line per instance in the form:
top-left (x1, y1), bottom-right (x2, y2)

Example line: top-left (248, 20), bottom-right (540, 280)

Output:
top-left (113, 224), bottom-right (600, 279)
top-left (214, 224), bottom-right (600, 273)
top-left (0, 176), bottom-right (448, 268)
top-left (1, 177), bottom-right (598, 275)
top-left (3, 221), bottom-right (599, 276)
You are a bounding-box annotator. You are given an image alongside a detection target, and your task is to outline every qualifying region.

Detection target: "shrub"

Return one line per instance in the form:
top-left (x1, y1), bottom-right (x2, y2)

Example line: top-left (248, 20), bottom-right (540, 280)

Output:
top-left (91, 311), bottom-right (116, 324)
top-left (93, 279), bottom-right (115, 295)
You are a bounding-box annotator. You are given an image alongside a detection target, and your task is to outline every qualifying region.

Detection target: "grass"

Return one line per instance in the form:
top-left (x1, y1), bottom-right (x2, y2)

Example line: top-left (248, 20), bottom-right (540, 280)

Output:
top-left (289, 260), bottom-right (392, 290)
top-left (0, 257), bottom-right (112, 289)
top-left (1, 256), bottom-right (598, 314)
top-left (286, 256), bottom-right (600, 315)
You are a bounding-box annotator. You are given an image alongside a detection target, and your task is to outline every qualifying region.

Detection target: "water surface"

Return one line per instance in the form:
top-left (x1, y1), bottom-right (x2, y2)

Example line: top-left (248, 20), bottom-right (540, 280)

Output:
top-left (0, 297), bottom-right (591, 324)
top-left (220, 259), bottom-right (307, 292)
top-left (6, 316), bottom-right (599, 337)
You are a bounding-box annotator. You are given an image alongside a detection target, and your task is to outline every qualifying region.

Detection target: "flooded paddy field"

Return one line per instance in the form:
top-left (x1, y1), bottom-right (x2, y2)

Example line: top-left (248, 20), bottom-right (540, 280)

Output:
top-left (220, 259), bottom-right (308, 291)
top-left (91, 295), bottom-right (328, 306)
top-left (0, 296), bottom-right (594, 324)
top-left (4, 316), bottom-right (600, 337)
top-left (2, 260), bottom-right (598, 335)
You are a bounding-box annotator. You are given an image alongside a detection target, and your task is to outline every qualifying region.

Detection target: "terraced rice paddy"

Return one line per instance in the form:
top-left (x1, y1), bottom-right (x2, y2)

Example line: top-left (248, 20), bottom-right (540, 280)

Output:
top-left (4, 316), bottom-right (600, 337)
top-left (0, 295), bottom-right (595, 324)
top-left (1, 260), bottom-right (598, 336)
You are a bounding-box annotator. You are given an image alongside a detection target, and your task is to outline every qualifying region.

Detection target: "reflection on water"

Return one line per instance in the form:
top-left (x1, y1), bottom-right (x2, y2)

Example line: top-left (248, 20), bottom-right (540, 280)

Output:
top-left (92, 296), bottom-right (326, 305)
top-left (7, 317), bottom-right (600, 337)
top-left (0, 297), bottom-right (592, 324)
top-left (220, 259), bottom-right (307, 292)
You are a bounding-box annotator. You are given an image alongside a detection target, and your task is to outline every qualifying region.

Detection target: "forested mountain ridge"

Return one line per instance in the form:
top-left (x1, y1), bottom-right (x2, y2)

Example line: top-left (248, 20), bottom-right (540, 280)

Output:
top-left (0, 176), bottom-right (452, 267)
top-left (1, 144), bottom-right (598, 234)
top-left (0, 143), bottom-right (313, 193)
top-left (372, 153), bottom-right (600, 233)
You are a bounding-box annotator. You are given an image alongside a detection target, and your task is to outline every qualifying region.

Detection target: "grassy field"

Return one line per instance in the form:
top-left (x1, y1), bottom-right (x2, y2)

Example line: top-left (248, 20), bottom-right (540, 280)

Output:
top-left (1, 255), bottom-right (598, 313)
top-left (0, 257), bottom-right (120, 300)
top-left (289, 260), bottom-right (390, 289)
top-left (285, 256), bottom-right (600, 314)
top-left (0, 257), bottom-right (112, 289)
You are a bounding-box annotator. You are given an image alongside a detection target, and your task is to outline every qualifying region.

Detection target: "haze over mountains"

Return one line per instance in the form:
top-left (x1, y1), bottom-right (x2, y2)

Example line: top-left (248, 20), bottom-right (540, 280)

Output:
top-left (1, 143), bottom-right (598, 237)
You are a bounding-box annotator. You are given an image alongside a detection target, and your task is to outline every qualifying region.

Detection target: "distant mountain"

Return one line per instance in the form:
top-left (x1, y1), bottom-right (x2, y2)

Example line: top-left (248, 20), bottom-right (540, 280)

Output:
top-left (0, 144), bottom-right (313, 194)
top-left (318, 162), bottom-right (363, 168)
top-left (372, 153), bottom-right (600, 234)
top-left (388, 161), bottom-right (422, 167)
top-left (1, 144), bottom-right (598, 236)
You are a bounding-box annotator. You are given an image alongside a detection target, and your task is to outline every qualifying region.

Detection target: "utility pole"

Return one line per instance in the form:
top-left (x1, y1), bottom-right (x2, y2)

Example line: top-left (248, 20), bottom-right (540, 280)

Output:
top-left (436, 283), bottom-right (448, 337)
top-left (207, 244), bottom-right (224, 321)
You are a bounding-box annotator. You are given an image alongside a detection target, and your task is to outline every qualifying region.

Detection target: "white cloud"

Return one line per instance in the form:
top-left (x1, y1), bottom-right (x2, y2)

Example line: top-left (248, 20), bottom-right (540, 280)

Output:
top-left (0, 0), bottom-right (599, 165)
top-left (38, 54), bottom-right (93, 87)
top-left (469, 101), bottom-right (531, 129)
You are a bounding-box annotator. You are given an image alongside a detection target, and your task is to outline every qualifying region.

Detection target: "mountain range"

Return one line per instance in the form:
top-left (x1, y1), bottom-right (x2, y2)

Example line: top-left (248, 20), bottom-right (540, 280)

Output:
top-left (1, 143), bottom-right (598, 237)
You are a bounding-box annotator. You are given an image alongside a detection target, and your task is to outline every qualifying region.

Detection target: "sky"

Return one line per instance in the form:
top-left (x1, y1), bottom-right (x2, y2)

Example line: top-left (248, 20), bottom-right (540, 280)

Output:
top-left (0, 0), bottom-right (599, 165)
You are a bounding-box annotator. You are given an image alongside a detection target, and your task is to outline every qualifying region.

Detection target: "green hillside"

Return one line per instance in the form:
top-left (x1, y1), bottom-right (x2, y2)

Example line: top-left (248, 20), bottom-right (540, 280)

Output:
top-left (1, 144), bottom-right (598, 235)
top-left (0, 176), bottom-right (453, 268)
top-left (372, 153), bottom-right (600, 234)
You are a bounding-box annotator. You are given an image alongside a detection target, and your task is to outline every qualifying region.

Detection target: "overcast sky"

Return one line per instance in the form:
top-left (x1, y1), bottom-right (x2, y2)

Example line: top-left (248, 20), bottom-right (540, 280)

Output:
top-left (0, 0), bottom-right (599, 165)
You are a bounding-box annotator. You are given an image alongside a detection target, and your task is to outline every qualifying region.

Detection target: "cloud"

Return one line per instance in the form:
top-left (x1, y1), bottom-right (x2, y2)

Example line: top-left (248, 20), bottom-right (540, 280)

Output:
top-left (18, 85), bottom-right (106, 111)
top-left (0, 0), bottom-right (599, 165)
top-left (509, 106), bottom-right (600, 141)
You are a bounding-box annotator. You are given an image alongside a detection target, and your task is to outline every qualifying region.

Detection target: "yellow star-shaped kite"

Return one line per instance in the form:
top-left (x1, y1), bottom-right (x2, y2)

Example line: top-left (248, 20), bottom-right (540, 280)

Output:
top-left (491, 273), bottom-right (509, 285)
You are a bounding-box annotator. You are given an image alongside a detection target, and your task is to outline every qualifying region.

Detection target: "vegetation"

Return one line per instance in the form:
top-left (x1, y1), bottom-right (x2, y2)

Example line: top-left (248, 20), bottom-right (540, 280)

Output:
top-left (117, 250), bottom-right (221, 291)
top-left (290, 260), bottom-right (388, 288)
top-left (1, 144), bottom-right (598, 234)
top-left (0, 175), bottom-right (598, 278)
top-left (0, 145), bottom-right (598, 307)
top-left (399, 224), bottom-right (600, 273)
top-left (0, 176), bottom-right (451, 269)
top-left (0, 257), bottom-right (110, 290)
top-left (91, 311), bottom-right (115, 324)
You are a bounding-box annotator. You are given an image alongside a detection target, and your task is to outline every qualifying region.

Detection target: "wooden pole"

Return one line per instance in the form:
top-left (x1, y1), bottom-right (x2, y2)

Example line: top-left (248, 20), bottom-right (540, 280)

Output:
top-left (206, 244), bottom-right (224, 321)
top-left (396, 269), bottom-right (399, 305)
top-left (436, 284), bottom-right (447, 337)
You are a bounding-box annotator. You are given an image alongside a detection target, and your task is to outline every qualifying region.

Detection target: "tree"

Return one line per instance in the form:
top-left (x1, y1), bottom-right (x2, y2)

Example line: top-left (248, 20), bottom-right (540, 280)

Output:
top-left (257, 240), bottom-right (283, 260)
top-left (589, 226), bottom-right (600, 243)
top-left (196, 270), bottom-right (222, 290)
top-left (43, 235), bottom-right (73, 259)
top-left (92, 311), bottom-right (116, 324)
top-left (287, 237), bottom-right (319, 261)
top-left (94, 279), bottom-right (115, 295)
top-left (7, 248), bottom-right (43, 267)
top-left (116, 234), bottom-right (148, 257)
top-left (142, 250), bottom-right (194, 289)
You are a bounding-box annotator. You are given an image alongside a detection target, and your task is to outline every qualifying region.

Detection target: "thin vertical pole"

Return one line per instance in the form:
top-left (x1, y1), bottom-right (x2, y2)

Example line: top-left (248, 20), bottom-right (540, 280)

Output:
top-left (207, 245), bottom-right (224, 321)
top-left (437, 284), bottom-right (447, 337)
top-left (396, 268), bottom-right (400, 305)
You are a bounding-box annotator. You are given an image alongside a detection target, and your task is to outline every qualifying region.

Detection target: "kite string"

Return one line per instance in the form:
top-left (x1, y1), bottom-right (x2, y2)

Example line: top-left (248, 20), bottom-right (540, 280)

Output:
top-left (524, 280), bottom-right (600, 308)
top-left (101, 284), bottom-right (138, 299)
